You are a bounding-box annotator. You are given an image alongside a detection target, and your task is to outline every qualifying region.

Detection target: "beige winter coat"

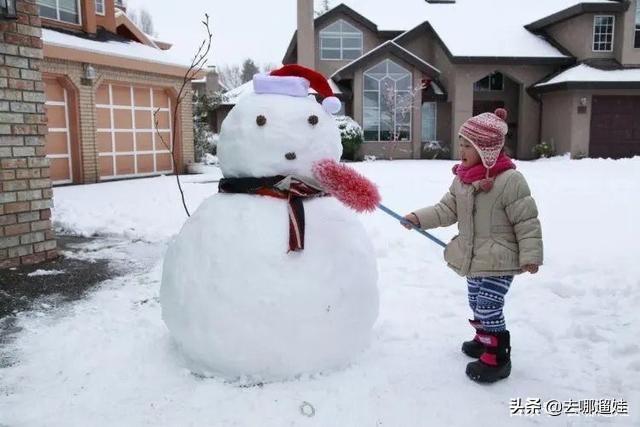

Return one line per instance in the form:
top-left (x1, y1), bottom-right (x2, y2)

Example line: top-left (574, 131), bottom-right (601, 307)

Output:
top-left (413, 169), bottom-right (543, 277)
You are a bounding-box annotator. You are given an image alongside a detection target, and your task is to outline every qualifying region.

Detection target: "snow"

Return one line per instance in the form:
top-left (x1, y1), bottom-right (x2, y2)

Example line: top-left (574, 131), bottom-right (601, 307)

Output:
top-left (335, 0), bottom-right (616, 58)
top-left (218, 92), bottom-right (342, 178)
top-left (42, 28), bottom-right (189, 68)
top-left (2, 156), bottom-right (639, 425)
top-left (537, 63), bottom-right (640, 86)
top-left (26, 269), bottom-right (65, 277)
top-left (51, 173), bottom-right (222, 242)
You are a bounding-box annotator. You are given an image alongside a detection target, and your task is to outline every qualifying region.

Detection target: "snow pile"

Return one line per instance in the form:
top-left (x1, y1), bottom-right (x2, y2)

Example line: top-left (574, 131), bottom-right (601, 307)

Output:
top-left (26, 270), bottom-right (65, 277)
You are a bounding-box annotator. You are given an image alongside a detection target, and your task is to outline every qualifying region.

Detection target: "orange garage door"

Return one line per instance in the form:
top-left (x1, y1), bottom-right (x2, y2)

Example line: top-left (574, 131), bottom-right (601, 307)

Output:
top-left (95, 83), bottom-right (174, 179)
top-left (44, 78), bottom-right (74, 185)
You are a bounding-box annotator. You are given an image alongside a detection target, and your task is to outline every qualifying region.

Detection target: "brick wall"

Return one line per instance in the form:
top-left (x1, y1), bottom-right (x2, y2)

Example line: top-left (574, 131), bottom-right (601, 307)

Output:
top-left (43, 59), bottom-right (195, 183)
top-left (0, 0), bottom-right (57, 268)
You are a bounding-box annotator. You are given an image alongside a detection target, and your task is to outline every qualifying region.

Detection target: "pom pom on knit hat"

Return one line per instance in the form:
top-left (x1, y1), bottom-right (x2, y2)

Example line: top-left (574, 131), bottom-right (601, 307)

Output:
top-left (494, 108), bottom-right (508, 122)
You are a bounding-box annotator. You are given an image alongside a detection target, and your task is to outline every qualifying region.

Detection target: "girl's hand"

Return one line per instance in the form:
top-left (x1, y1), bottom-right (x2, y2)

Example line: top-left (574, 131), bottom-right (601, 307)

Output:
top-left (522, 264), bottom-right (539, 274)
top-left (401, 213), bottom-right (420, 230)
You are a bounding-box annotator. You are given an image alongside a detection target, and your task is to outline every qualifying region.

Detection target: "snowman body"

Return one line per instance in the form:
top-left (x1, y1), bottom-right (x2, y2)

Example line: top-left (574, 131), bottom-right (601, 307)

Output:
top-left (160, 89), bottom-right (379, 381)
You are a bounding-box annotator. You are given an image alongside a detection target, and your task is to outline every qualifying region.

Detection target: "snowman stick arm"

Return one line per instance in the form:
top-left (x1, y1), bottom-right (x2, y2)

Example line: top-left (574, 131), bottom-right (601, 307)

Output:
top-left (377, 204), bottom-right (447, 248)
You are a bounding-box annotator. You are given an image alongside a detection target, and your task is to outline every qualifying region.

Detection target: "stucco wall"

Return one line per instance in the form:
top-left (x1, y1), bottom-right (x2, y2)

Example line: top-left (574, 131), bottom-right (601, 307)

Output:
top-left (547, 12), bottom-right (620, 61)
top-left (315, 14), bottom-right (383, 78)
top-left (541, 92), bottom-right (574, 155)
top-left (542, 88), bottom-right (640, 158)
top-left (449, 64), bottom-right (556, 159)
top-left (615, 0), bottom-right (640, 65)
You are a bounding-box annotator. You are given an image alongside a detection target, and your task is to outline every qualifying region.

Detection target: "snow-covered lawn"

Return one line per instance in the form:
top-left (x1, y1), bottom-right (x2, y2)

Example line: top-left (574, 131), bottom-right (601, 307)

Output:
top-left (2, 157), bottom-right (639, 426)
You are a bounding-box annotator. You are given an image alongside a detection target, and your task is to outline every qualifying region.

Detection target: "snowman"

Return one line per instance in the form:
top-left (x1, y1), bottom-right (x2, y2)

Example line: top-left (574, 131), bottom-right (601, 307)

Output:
top-left (160, 65), bottom-right (380, 382)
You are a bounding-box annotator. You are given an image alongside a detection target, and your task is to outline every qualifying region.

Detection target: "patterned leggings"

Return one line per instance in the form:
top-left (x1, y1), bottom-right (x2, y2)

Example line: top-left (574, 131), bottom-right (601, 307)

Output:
top-left (467, 276), bottom-right (514, 332)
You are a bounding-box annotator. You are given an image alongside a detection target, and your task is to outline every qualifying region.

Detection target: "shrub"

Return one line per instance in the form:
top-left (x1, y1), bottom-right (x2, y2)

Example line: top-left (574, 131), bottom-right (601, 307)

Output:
top-left (532, 141), bottom-right (555, 159)
top-left (421, 140), bottom-right (450, 159)
top-left (335, 115), bottom-right (364, 161)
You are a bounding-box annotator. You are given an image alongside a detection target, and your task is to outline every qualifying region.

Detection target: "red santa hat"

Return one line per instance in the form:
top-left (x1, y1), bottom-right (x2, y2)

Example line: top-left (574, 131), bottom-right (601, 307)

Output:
top-left (253, 64), bottom-right (342, 114)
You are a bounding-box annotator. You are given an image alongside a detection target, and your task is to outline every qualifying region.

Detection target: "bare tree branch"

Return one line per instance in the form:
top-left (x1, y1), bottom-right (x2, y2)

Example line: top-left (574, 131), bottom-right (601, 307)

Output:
top-left (154, 13), bottom-right (213, 218)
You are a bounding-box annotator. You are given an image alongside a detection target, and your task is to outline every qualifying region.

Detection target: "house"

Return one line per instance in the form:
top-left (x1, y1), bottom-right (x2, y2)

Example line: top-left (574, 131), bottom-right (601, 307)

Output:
top-left (36, 0), bottom-right (196, 184)
top-left (219, 0), bottom-right (640, 160)
top-left (191, 66), bottom-right (229, 134)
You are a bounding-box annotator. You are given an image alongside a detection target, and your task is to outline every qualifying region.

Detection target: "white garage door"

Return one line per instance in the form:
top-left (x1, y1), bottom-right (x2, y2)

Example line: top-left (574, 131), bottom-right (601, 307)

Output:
top-left (95, 83), bottom-right (174, 179)
top-left (44, 78), bottom-right (74, 185)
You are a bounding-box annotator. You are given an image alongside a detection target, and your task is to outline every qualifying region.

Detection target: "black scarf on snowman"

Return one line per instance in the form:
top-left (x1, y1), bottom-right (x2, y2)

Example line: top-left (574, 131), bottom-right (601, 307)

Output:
top-left (218, 175), bottom-right (327, 252)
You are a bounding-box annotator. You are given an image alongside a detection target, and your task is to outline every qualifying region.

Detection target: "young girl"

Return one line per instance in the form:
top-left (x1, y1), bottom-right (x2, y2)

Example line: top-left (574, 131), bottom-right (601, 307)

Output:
top-left (403, 108), bottom-right (543, 383)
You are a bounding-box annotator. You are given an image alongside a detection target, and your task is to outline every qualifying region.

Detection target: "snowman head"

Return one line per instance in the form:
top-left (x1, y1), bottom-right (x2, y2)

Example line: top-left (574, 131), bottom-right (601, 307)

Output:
top-left (218, 65), bottom-right (343, 178)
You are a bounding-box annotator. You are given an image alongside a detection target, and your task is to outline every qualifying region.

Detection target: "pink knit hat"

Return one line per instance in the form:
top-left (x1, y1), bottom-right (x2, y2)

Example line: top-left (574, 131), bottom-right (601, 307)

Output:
top-left (459, 108), bottom-right (509, 169)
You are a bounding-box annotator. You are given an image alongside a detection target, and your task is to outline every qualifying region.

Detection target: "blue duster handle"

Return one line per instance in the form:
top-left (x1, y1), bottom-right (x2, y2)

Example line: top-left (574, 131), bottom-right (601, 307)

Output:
top-left (378, 204), bottom-right (447, 248)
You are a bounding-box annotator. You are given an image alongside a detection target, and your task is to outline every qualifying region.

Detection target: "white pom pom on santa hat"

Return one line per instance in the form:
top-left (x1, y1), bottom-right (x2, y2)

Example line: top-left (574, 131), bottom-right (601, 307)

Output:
top-left (253, 64), bottom-right (341, 114)
top-left (322, 96), bottom-right (341, 114)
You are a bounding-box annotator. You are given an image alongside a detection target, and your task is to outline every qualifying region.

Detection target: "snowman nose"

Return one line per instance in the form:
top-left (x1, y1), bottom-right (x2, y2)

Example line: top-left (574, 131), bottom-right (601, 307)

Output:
top-left (285, 152), bottom-right (297, 160)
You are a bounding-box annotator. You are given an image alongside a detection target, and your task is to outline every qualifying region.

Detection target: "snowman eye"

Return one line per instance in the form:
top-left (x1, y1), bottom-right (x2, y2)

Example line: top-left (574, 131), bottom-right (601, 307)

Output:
top-left (256, 115), bottom-right (267, 126)
top-left (308, 115), bottom-right (319, 126)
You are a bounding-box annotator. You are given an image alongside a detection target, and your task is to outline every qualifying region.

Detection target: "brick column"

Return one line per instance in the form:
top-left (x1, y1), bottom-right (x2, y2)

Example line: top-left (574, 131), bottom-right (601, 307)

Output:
top-left (0, 0), bottom-right (57, 268)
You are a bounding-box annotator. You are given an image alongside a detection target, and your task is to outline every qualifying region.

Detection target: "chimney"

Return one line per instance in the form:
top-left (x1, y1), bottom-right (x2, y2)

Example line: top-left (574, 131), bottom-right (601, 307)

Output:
top-left (205, 66), bottom-right (221, 94)
top-left (297, 0), bottom-right (315, 69)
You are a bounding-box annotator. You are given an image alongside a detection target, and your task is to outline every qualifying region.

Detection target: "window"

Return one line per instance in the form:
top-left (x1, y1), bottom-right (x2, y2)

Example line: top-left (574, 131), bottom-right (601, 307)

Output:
top-left (363, 59), bottom-right (412, 142)
top-left (37, 0), bottom-right (80, 24)
top-left (635, 2), bottom-right (640, 48)
top-left (95, 0), bottom-right (104, 15)
top-left (474, 72), bottom-right (504, 92)
top-left (421, 102), bottom-right (437, 142)
top-left (320, 20), bottom-right (363, 61)
top-left (593, 15), bottom-right (614, 52)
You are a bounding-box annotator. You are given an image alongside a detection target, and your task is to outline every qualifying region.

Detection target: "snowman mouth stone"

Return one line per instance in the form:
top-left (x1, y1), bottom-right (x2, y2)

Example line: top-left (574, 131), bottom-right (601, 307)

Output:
top-left (285, 152), bottom-right (297, 160)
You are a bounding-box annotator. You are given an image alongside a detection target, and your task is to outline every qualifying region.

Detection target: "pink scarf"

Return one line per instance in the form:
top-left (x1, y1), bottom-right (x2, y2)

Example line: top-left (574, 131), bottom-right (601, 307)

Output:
top-left (452, 153), bottom-right (516, 191)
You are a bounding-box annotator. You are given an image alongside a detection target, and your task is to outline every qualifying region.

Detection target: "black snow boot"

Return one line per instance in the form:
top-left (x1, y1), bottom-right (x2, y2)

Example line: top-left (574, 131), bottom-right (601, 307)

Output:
top-left (466, 330), bottom-right (511, 383)
top-left (461, 319), bottom-right (485, 358)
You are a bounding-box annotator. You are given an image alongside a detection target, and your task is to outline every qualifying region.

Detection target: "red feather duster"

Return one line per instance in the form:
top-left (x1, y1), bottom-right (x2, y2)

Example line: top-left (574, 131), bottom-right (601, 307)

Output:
top-left (312, 159), bottom-right (381, 213)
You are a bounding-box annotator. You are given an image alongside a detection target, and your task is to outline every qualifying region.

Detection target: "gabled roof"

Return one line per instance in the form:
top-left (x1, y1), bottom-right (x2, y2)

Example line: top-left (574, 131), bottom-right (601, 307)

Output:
top-left (114, 9), bottom-right (158, 49)
top-left (533, 62), bottom-right (640, 92)
top-left (283, 3), bottom-right (402, 65)
top-left (526, 1), bottom-right (629, 31)
top-left (332, 41), bottom-right (440, 81)
top-left (284, 0), bottom-right (623, 72)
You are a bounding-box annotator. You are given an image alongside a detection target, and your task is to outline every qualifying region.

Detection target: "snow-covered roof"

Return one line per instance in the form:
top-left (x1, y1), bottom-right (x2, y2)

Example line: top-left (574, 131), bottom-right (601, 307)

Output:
top-left (329, 0), bottom-right (617, 59)
top-left (220, 79), bottom-right (343, 106)
top-left (42, 28), bottom-right (189, 68)
top-left (536, 64), bottom-right (640, 87)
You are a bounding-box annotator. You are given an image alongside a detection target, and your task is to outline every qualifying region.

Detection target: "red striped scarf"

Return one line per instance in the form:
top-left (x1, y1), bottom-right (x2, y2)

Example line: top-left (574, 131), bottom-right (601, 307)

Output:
top-left (218, 176), bottom-right (327, 252)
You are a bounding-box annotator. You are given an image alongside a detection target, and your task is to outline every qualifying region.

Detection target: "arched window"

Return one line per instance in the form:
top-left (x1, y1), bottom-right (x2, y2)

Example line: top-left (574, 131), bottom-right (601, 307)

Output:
top-left (363, 59), bottom-right (412, 142)
top-left (319, 20), bottom-right (363, 60)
